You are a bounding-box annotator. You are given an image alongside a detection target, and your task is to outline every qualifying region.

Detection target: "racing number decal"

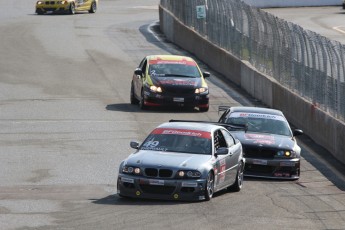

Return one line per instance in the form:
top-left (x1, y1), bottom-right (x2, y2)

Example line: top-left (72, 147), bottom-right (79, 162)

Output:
top-left (218, 159), bottom-right (226, 184)
top-left (142, 139), bottom-right (159, 148)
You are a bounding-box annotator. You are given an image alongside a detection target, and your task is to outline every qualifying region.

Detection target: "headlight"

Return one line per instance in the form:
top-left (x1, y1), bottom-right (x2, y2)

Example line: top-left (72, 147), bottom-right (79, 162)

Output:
top-left (122, 166), bottom-right (141, 175)
top-left (150, 85), bottom-right (162, 93)
top-left (276, 150), bottom-right (297, 158)
top-left (37, 1), bottom-right (44, 4)
top-left (195, 87), bottom-right (208, 94)
top-left (176, 170), bottom-right (201, 178)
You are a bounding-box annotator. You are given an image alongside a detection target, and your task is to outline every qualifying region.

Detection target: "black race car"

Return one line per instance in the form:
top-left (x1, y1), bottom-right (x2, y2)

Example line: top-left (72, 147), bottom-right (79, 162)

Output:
top-left (130, 55), bottom-right (210, 111)
top-left (218, 106), bottom-right (303, 180)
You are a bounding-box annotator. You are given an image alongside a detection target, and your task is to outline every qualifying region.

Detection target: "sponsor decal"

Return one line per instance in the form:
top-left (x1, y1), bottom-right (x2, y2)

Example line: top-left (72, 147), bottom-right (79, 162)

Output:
top-left (149, 179), bottom-right (164, 186)
top-left (274, 172), bottom-right (291, 177)
top-left (280, 162), bottom-right (295, 167)
top-left (244, 133), bottom-right (275, 145)
top-left (121, 177), bottom-right (134, 183)
top-left (151, 128), bottom-right (211, 139)
top-left (173, 97), bottom-right (184, 102)
top-left (252, 159), bottom-right (268, 165)
top-left (182, 182), bottom-right (198, 187)
top-left (158, 79), bottom-right (196, 86)
top-left (230, 112), bottom-right (286, 121)
top-left (149, 59), bottom-right (196, 66)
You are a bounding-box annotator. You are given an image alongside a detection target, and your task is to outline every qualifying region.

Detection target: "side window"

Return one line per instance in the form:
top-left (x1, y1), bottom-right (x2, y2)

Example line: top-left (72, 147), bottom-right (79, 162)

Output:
top-left (219, 110), bottom-right (230, 123)
top-left (221, 129), bottom-right (235, 147)
top-left (138, 58), bottom-right (147, 76)
top-left (142, 60), bottom-right (147, 76)
top-left (213, 130), bottom-right (227, 150)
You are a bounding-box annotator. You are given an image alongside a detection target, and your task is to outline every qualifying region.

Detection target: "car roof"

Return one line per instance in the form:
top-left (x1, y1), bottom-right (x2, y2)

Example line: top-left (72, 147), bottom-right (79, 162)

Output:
top-left (146, 55), bottom-right (196, 63)
top-left (156, 122), bottom-right (222, 133)
top-left (230, 106), bottom-right (284, 116)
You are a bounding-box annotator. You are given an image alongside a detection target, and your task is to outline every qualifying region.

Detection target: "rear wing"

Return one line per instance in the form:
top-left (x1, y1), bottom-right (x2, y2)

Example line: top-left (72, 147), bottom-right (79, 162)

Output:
top-left (169, 119), bottom-right (247, 132)
top-left (218, 105), bottom-right (230, 115)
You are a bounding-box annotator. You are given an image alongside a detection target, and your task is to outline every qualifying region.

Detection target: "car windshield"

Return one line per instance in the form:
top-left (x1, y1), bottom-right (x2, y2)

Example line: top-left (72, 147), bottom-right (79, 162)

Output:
top-left (140, 128), bottom-right (212, 155)
top-left (226, 112), bottom-right (292, 136)
top-left (148, 63), bottom-right (201, 78)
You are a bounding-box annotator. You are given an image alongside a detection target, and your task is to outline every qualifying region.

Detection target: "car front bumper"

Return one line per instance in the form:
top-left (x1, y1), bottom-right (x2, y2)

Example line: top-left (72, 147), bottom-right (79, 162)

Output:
top-left (143, 90), bottom-right (209, 108)
top-left (117, 174), bottom-right (208, 201)
top-left (36, 4), bottom-right (70, 14)
top-left (244, 158), bottom-right (300, 179)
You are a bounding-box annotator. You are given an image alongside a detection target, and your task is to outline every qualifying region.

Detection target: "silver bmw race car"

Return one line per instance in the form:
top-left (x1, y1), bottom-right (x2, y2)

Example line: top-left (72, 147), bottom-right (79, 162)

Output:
top-left (117, 121), bottom-right (245, 201)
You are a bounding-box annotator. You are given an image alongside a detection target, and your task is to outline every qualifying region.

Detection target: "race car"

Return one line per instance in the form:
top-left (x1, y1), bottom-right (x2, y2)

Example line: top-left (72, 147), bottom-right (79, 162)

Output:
top-left (35, 0), bottom-right (98, 15)
top-left (117, 121), bottom-right (245, 201)
top-left (218, 106), bottom-right (303, 180)
top-left (130, 55), bottom-right (210, 112)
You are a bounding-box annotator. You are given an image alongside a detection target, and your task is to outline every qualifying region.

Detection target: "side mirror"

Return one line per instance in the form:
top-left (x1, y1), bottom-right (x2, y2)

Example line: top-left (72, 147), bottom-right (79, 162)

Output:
top-left (215, 147), bottom-right (228, 155)
top-left (134, 68), bottom-right (142, 76)
top-left (130, 141), bottom-right (140, 149)
top-left (293, 129), bottom-right (303, 136)
top-left (203, 72), bottom-right (210, 78)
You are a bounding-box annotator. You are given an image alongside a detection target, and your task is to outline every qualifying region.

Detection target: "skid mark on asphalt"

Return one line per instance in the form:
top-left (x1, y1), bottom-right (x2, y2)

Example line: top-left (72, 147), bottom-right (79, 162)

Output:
top-left (333, 26), bottom-right (345, 34)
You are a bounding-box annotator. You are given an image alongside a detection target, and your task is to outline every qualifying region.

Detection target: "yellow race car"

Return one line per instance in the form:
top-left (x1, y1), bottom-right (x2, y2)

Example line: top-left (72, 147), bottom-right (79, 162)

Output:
top-left (36, 0), bottom-right (98, 15)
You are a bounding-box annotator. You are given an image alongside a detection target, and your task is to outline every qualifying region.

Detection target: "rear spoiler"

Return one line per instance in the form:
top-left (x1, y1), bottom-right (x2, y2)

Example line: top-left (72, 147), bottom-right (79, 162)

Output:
top-left (169, 119), bottom-right (247, 132)
top-left (218, 105), bottom-right (231, 115)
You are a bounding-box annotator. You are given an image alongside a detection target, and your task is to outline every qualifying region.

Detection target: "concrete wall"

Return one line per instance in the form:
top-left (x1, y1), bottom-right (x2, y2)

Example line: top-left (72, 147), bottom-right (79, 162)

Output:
top-left (242, 0), bottom-right (342, 8)
top-left (159, 5), bottom-right (345, 165)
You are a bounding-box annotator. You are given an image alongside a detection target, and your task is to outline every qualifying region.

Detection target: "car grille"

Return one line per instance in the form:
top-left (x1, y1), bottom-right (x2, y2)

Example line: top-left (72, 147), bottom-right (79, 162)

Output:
top-left (44, 1), bottom-right (57, 4)
top-left (164, 87), bottom-right (195, 95)
top-left (144, 168), bottom-right (173, 178)
top-left (245, 164), bottom-right (274, 174)
top-left (243, 147), bottom-right (276, 159)
top-left (139, 184), bottom-right (175, 195)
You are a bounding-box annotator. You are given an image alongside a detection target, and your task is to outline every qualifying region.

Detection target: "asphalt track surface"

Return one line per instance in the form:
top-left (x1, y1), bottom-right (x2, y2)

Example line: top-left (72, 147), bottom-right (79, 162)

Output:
top-left (0, 1), bottom-right (345, 229)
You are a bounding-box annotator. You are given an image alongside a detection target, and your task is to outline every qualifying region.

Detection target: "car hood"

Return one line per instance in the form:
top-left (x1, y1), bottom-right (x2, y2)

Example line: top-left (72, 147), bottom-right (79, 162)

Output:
top-left (233, 132), bottom-right (295, 150)
top-left (125, 150), bottom-right (212, 169)
top-left (152, 76), bottom-right (201, 89)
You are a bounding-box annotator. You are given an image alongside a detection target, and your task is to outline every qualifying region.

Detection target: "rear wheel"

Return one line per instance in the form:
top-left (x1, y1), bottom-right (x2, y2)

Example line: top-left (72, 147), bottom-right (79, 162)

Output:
top-left (89, 1), bottom-right (97, 13)
top-left (69, 3), bottom-right (75, 14)
top-left (228, 161), bottom-right (244, 192)
top-left (204, 172), bottom-right (214, 201)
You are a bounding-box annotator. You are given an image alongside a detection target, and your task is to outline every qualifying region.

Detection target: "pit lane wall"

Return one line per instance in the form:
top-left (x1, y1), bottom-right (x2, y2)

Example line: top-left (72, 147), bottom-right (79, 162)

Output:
top-left (159, 5), bottom-right (345, 165)
top-left (242, 0), bottom-right (342, 8)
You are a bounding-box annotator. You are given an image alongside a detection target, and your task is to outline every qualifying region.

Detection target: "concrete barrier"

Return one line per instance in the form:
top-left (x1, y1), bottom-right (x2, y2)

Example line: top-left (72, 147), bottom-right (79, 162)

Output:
top-left (159, 5), bottom-right (345, 165)
top-left (242, 0), bottom-right (342, 8)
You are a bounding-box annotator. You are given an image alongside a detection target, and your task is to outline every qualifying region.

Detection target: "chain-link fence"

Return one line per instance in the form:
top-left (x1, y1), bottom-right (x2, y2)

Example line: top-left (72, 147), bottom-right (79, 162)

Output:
top-left (160, 0), bottom-right (345, 122)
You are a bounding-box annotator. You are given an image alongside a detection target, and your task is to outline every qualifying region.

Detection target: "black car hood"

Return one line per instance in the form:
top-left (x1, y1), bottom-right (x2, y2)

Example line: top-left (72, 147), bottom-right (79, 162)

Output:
top-left (152, 76), bottom-right (201, 89)
top-left (233, 132), bottom-right (295, 150)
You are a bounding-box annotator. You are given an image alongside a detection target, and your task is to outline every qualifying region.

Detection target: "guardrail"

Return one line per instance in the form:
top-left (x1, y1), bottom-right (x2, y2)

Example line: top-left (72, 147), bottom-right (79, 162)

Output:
top-left (159, 0), bottom-right (345, 165)
top-left (242, 0), bottom-right (342, 7)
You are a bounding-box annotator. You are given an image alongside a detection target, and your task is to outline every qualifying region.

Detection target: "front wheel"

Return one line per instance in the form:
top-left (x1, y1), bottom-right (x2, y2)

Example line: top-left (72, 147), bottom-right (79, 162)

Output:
top-left (89, 1), bottom-right (97, 13)
top-left (139, 90), bottom-right (147, 110)
top-left (130, 83), bottom-right (139, 105)
top-left (228, 161), bottom-right (244, 192)
top-left (204, 172), bottom-right (214, 201)
top-left (69, 3), bottom-right (75, 14)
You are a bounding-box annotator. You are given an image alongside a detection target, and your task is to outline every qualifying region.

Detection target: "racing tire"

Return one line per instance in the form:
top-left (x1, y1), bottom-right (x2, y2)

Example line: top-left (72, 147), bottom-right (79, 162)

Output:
top-left (227, 161), bottom-right (244, 192)
top-left (89, 1), bottom-right (97, 13)
top-left (69, 3), bottom-right (75, 15)
top-left (130, 83), bottom-right (139, 105)
top-left (139, 90), bottom-right (147, 110)
top-left (204, 171), bottom-right (214, 201)
top-left (199, 105), bottom-right (209, 112)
